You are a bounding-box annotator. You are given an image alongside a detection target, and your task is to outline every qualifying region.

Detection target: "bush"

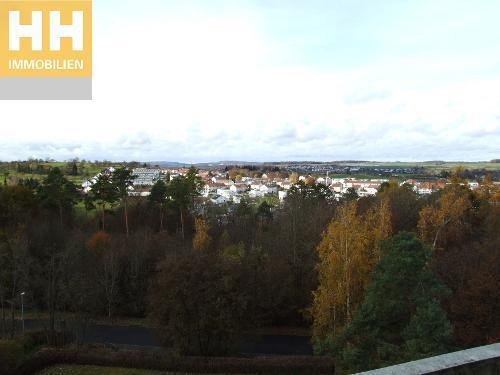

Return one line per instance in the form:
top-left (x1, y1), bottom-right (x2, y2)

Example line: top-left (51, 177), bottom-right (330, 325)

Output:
top-left (16, 345), bottom-right (335, 374)
top-left (0, 330), bottom-right (75, 375)
top-left (0, 331), bottom-right (47, 374)
top-left (0, 339), bottom-right (25, 374)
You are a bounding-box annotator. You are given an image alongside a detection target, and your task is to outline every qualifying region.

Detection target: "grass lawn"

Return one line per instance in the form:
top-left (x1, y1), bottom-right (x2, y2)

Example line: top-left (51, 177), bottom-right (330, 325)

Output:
top-left (37, 364), bottom-right (240, 375)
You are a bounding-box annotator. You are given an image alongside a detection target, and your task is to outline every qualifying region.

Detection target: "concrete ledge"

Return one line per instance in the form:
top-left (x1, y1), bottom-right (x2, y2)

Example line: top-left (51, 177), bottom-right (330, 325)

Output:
top-left (356, 343), bottom-right (500, 375)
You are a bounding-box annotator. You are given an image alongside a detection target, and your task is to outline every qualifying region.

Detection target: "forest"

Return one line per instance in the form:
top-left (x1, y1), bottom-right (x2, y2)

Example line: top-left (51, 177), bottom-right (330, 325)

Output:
top-left (0, 166), bottom-right (498, 373)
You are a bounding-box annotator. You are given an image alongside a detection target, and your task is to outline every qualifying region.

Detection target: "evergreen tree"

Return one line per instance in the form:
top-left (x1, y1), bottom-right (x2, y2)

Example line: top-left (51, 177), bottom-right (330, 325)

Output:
top-left (38, 167), bottom-right (79, 225)
top-left (325, 232), bottom-right (452, 373)
top-left (89, 174), bottom-right (119, 231)
top-left (112, 167), bottom-right (136, 237)
top-left (149, 180), bottom-right (168, 232)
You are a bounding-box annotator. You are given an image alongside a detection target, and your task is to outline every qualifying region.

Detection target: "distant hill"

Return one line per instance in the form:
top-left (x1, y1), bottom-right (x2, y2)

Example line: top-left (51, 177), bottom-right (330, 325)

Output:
top-left (150, 161), bottom-right (264, 168)
top-left (149, 161), bottom-right (192, 167)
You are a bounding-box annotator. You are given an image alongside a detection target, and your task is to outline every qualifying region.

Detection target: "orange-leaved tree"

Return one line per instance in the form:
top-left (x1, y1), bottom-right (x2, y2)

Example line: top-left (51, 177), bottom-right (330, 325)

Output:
top-left (311, 199), bottom-right (391, 342)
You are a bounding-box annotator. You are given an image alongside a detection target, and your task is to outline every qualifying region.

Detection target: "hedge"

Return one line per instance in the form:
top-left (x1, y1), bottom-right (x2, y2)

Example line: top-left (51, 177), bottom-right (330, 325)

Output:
top-left (13, 345), bottom-right (335, 374)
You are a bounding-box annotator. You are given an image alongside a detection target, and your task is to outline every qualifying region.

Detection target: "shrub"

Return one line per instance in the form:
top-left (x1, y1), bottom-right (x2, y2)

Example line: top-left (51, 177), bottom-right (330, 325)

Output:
top-left (0, 330), bottom-right (75, 375)
top-left (0, 339), bottom-right (25, 374)
top-left (15, 345), bottom-right (335, 374)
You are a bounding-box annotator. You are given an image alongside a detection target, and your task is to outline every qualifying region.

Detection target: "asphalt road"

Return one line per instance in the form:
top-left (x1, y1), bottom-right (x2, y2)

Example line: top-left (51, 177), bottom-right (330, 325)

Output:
top-left (21, 319), bottom-right (312, 356)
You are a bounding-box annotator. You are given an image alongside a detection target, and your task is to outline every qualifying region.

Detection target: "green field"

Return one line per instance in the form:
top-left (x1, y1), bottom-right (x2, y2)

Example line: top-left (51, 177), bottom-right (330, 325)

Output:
top-left (0, 161), bottom-right (122, 185)
top-left (334, 161), bottom-right (500, 173)
top-left (37, 365), bottom-right (240, 375)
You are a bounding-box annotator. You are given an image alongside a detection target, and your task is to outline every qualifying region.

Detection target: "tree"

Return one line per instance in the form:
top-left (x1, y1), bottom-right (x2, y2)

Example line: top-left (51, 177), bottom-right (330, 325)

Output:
top-left (449, 166), bottom-right (466, 185)
top-left (167, 167), bottom-right (203, 239)
top-left (325, 233), bottom-right (452, 373)
top-left (29, 220), bottom-right (71, 344)
top-left (311, 201), bottom-right (391, 340)
top-left (112, 167), bottom-right (136, 237)
top-left (192, 218), bottom-right (211, 252)
top-left (150, 252), bottom-right (250, 356)
top-left (0, 185), bottom-right (37, 228)
top-left (89, 174), bottom-right (119, 231)
top-left (87, 231), bottom-right (121, 318)
top-left (342, 187), bottom-right (359, 202)
top-left (68, 161), bottom-right (78, 176)
top-left (377, 180), bottom-right (421, 232)
top-left (289, 172), bottom-right (299, 184)
top-left (256, 201), bottom-right (272, 221)
top-left (167, 177), bottom-right (190, 239)
top-left (0, 226), bottom-right (30, 338)
top-left (418, 187), bottom-right (474, 250)
top-left (445, 237), bottom-right (500, 346)
top-left (186, 166), bottom-right (204, 195)
top-left (38, 167), bottom-right (79, 226)
top-left (149, 180), bottom-right (168, 232)
top-left (2, 170), bottom-right (9, 186)
top-left (427, 189), bottom-right (500, 347)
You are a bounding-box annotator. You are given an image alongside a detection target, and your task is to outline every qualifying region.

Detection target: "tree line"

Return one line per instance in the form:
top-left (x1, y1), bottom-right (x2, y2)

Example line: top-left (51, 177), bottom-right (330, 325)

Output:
top-left (0, 166), bottom-right (498, 369)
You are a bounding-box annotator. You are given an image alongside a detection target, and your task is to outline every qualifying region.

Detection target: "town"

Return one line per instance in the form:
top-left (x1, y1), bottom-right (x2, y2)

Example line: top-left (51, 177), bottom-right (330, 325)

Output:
top-left (81, 165), bottom-right (483, 206)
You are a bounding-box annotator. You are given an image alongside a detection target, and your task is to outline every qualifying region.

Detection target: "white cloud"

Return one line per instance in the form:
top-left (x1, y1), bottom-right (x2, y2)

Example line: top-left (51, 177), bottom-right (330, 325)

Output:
top-left (0, 1), bottom-right (499, 162)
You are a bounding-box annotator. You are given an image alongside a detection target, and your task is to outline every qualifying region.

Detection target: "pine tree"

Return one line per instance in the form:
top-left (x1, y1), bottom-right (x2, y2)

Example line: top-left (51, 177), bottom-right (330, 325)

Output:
top-left (330, 232), bottom-right (452, 373)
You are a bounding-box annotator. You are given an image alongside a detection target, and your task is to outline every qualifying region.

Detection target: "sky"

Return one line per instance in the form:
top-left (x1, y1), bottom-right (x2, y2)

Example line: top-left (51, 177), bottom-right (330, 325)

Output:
top-left (1, 0), bottom-right (499, 162)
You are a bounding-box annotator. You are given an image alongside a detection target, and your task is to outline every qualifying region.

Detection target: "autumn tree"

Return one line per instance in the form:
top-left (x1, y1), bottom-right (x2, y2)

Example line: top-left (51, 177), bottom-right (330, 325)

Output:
top-left (289, 172), bottom-right (299, 184)
top-left (421, 185), bottom-right (500, 346)
top-left (418, 186), bottom-right (475, 250)
top-left (311, 200), bottom-right (391, 342)
top-left (192, 217), bottom-right (211, 251)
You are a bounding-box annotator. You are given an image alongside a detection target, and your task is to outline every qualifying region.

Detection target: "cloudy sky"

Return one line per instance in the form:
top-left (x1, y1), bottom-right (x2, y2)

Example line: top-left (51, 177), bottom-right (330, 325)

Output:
top-left (1, 0), bottom-right (499, 162)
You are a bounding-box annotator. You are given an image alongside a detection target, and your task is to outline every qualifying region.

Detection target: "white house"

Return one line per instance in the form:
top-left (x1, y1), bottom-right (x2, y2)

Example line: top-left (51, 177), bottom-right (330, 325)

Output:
top-left (357, 187), bottom-right (378, 197)
top-left (277, 181), bottom-right (292, 190)
top-left (249, 190), bottom-right (264, 198)
top-left (260, 184), bottom-right (278, 194)
top-left (230, 183), bottom-right (248, 193)
top-left (278, 191), bottom-right (288, 201)
top-left (203, 182), bottom-right (225, 196)
top-left (211, 177), bottom-right (234, 186)
top-left (330, 182), bottom-right (343, 193)
top-left (316, 177), bottom-right (326, 185)
top-left (217, 188), bottom-right (234, 199)
top-left (468, 181), bottom-right (479, 189)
